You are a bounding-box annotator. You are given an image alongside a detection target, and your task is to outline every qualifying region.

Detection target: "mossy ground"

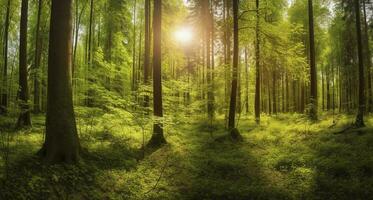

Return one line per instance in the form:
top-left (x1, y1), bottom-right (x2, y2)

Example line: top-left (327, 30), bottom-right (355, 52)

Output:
top-left (0, 109), bottom-right (373, 200)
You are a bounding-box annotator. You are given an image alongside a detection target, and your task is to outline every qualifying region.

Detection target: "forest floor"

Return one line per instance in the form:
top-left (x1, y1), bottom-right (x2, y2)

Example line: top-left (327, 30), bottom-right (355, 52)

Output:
top-left (0, 109), bottom-right (373, 200)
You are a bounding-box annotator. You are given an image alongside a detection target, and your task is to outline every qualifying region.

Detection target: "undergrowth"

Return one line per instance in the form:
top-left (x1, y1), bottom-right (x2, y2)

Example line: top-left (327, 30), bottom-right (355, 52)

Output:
top-left (0, 109), bottom-right (372, 200)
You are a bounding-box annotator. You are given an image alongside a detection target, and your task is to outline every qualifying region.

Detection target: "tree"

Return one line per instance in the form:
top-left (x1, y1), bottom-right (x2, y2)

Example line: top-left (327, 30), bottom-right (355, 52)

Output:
top-left (254, 0), bottom-right (261, 123)
top-left (308, 0), bottom-right (317, 120)
top-left (202, 0), bottom-right (214, 121)
top-left (362, 0), bottom-right (372, 112)
top-left (33, 0), bottom-right (43, 113)
top-left (228, 0), bottom-right (242, 140)
top-left (17, 0), bottom-right (32, 127)
top-left (132, 0), bottom-right (137, 92)
top-left (354, 0), bottom-right (365, 127)
top-left (148, 0), bottom-right (167, 147)
top-left (38, 0), bottom-right (80, 163)
top-left (143, 0), bottom-right (151, 108)
top-left (1, 0), bottom-right (11, 114)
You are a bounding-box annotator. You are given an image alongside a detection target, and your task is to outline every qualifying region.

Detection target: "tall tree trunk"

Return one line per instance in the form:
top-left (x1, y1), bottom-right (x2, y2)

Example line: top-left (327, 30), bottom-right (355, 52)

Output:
top-left (17, 0), bottom-right (32, 127)
top-left (203, 0), bottom-right (213, 120)
top-left (1, 0), bottom-right (11, 114)
top-left (224, 0), bottom-right (232, 127)
top-left (254, 0), bottom-right (260, 123)
top-left (38, 0), bottom-right (80, 163)
top-left (148, 0), bottom-right (166, 147)
top-left (85, 0), bottom-right (94, 106)
top-left (354, 0), bottom-right (365, 127)
top-left (308, 0), bottom-right (317, 120)
top-left (33, 0), bottom-right (43, 113)
top-left (228, 0), bottom-right (242, 140)
top-left (362, 0), bottom-right (372, 112)
top-left (88, 0), bottom-right (94, 65)
top-left (143, 0), bottom-right (150, 108)
top-left (245, 47), bottom-right (249, 114)
top-left (132, 0), bottom-right (137, 92)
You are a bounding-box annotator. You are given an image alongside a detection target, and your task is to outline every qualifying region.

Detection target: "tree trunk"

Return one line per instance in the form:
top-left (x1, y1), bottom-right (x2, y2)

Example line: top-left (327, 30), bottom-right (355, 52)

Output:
top-left (143, 0), bottom-right (150, 108)
top-left (88, 0), bottom-right (94, 65)
top-left (1, 0), bottom-right (11, 114)
top-left (228, 0), bottom-right (242, 140)
top-left (354, 0), bottom-right (365, 127)
top-left (148, 0), bottom-right (166, 147)
top-left (38, 0), bottom-right (80, 163)
top-left (245, 47), bottom-right (249, 114)
top-left (362, 0), bottom-right (372, 112)
top-left (17, 0), bottom-right (32, 127)
top-left (132, 0), bottom-right (137, 92)
top-left (254, 0), bottom-right (260, 123)
top-left (203, 0), bottom-right (213, 120)
top-left (33, 0), bottom-right (43, 113)
top-left (308, 0), bottom-right (317, 120)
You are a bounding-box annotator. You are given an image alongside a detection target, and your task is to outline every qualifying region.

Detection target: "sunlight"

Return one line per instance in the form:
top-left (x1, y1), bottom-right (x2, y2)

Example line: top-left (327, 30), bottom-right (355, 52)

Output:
top-left (174, 27), bottom-right (194, 44)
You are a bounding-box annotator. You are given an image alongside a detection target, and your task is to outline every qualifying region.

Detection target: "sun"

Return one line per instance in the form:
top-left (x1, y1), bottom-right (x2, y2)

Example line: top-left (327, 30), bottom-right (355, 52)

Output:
top-left (174, 27), bottom-right (193, 44)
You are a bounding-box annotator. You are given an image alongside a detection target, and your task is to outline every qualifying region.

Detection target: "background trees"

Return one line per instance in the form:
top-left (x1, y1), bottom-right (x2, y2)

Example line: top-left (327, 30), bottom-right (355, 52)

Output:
top-left (0, 0), bottom-right (370, 159)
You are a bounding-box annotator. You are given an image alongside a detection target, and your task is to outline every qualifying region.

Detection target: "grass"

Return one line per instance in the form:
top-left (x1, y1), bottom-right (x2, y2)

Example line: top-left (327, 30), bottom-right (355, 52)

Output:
top-left (0, 109), bottom-right (373, 200)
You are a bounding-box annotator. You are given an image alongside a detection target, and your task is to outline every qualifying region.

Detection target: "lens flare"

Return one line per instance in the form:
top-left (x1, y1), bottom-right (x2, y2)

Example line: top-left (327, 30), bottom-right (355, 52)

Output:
top-left (174, 27), bottom-right (193, 44)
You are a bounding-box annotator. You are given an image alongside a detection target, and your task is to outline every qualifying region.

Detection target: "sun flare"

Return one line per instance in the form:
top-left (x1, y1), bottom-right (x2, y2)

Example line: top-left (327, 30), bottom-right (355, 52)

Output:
top-left (174, 27), bottom-right (194, 44)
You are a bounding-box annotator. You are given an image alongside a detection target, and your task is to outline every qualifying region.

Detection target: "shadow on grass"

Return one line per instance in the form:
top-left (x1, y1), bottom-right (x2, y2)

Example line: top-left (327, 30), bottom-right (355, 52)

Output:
top-left (308, 125), bottom-right (373, 200)
top-left (0, 129), bottom-right (142, 200)
top-left (160, 119), bottom-right (292, 200)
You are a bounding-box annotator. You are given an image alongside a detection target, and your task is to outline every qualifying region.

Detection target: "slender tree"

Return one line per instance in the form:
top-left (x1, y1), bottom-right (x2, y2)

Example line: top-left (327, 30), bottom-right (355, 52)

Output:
top-left (245, 47), bottom-right (249, 114)
top-left (1, 0), bottom-right (11, 114)
top-left (362, 0), bottom-right (372, 111)
top-left (38, 0), bottom-right (80, 163)
top-left (354, 0), bottom-right (365, 127)
top-left (143, 0), bottom-right (150, 108)
top-left (88, 0), bottom-right (94, 65)
top-left (132, 0), bottom-right (137, 92)
top-left (202, 0), bottom-right (214, 120)
top-left (17, 0), bottom-right (32, 127)
top-left (254, 0), bottom-right (261, 123)
top-left (148, 0), bottom-right (166, 147)
top-left (33, 0), bottom-right (43, 113)
top-left (228, 0), bottom-right (242, 140)
top-left (308, 0), bottom-right (317, 120)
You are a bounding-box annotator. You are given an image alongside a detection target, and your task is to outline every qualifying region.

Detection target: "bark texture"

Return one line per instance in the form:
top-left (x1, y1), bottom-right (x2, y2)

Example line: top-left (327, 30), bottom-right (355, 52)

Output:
top-left (39, 0), bottom-right (80, 163)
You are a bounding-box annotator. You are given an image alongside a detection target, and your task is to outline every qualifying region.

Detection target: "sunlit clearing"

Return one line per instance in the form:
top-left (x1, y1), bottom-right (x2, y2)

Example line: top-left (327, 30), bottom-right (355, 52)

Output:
top-left (174, 27), bottom-right (193, 44)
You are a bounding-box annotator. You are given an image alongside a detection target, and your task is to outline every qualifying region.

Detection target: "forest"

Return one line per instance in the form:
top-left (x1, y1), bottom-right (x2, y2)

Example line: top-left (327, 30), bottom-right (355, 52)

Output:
top-left (0, 0), bottom-right (372, 199)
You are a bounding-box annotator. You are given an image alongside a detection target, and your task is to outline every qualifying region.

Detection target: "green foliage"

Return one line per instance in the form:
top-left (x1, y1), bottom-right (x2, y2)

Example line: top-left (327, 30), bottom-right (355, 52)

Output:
top-left (1, 113), bottom-right (373, 199)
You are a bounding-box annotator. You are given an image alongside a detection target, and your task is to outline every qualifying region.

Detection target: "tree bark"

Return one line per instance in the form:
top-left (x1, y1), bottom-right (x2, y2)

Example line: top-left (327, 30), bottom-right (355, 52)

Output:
top-left (362, 0), bottom-right (372, 112)
top-left (1, 0), bottom-right (11, 114)
top-left (308, 0), bottom-right (317, 120)
top-left (17, 0), bottom-right (32, 127)
top-left (245, 47), bottom-right (249, 114)
top-left (143, 0), bottom-right (150, 108)
top-left (33, 0), bottom-right (43, 113)
top-left (254, 0), bottom-right (261, 123)
top-left (228, 0), bottom-right (242, 140)
top-left (132, 0), bottom-right (137, 92)
top-left (38, 0), bottom-right (80, 163)
top-left (354, 0), bottom-right (365, 127)
top-left (148, 0), bottom-right (166, 147)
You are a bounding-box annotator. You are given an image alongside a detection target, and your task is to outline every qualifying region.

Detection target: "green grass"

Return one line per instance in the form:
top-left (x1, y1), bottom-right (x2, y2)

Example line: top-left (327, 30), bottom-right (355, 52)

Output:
top-left (0, 110), bottom-right (373, 200)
